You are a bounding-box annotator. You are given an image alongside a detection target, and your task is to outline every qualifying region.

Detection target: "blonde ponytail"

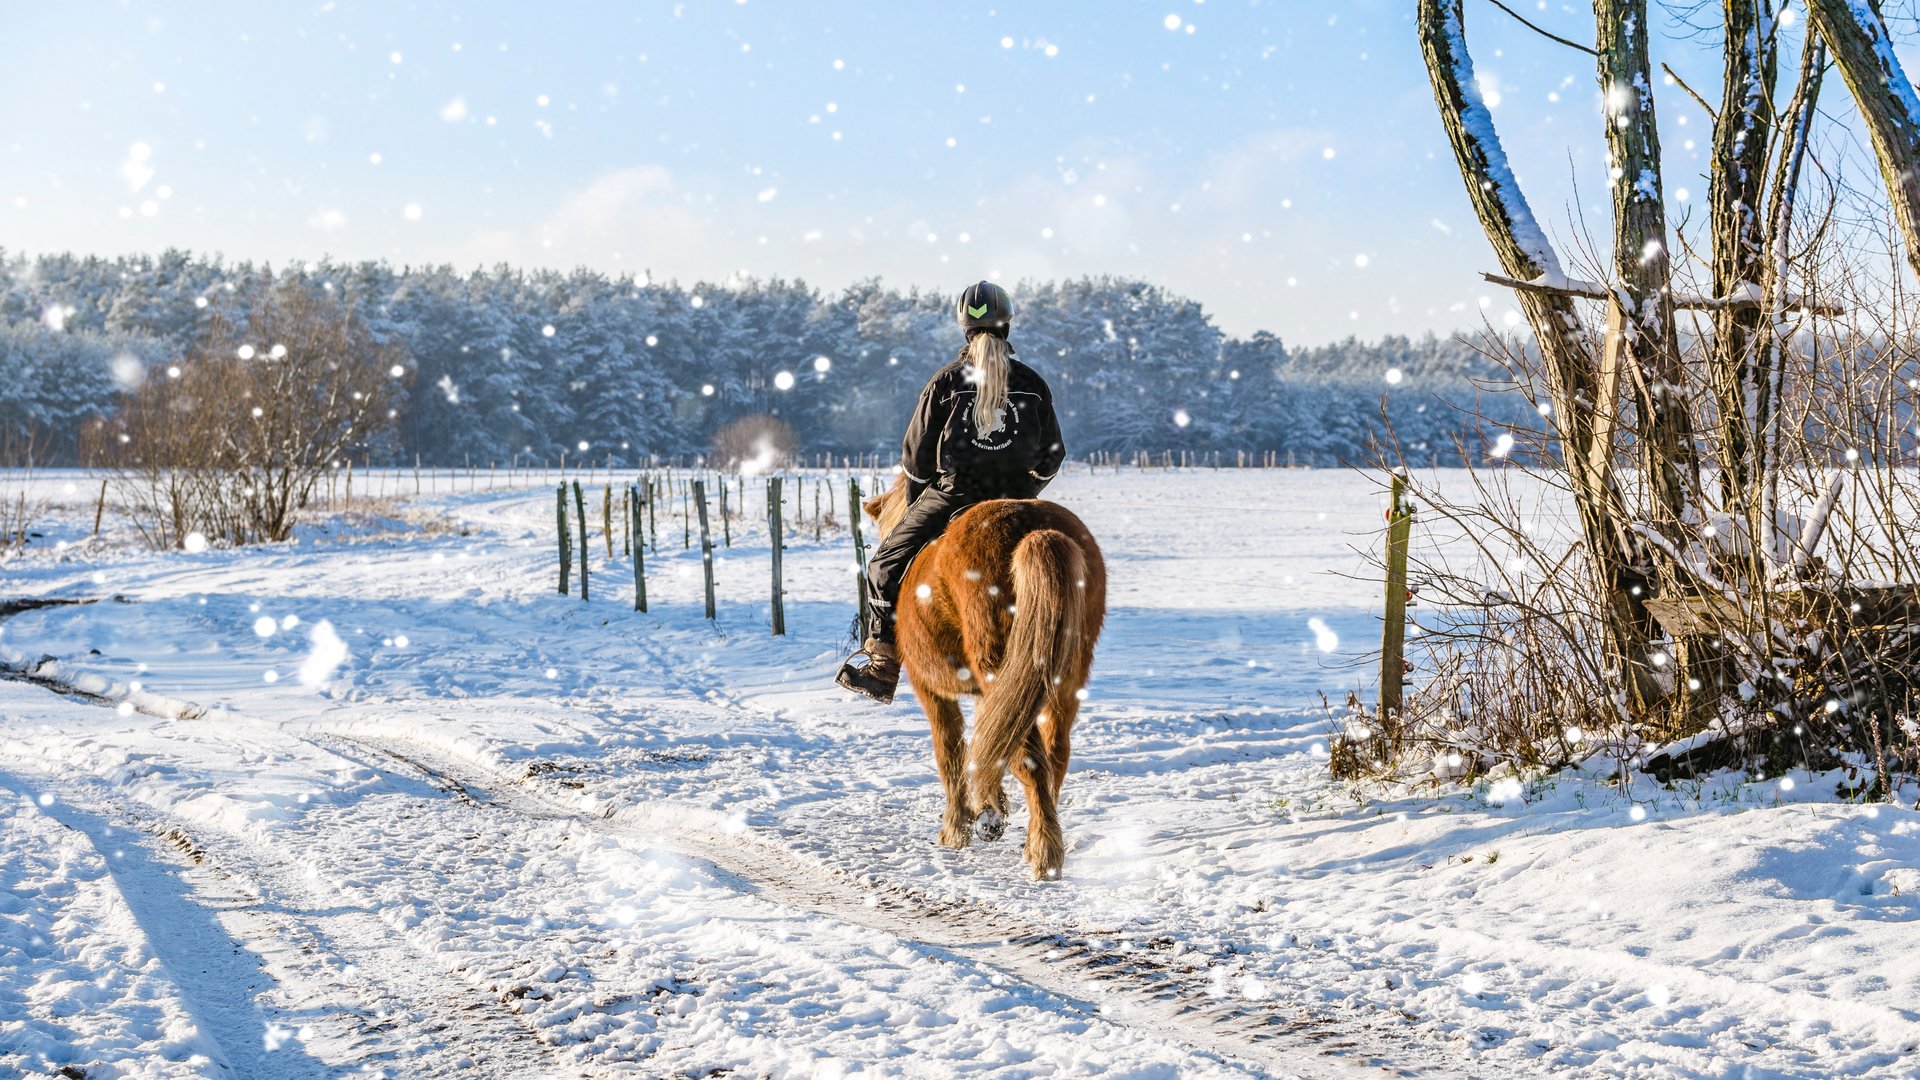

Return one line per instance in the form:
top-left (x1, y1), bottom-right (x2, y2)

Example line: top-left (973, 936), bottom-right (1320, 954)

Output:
top-left (968, 333), bottom-right (1011, 438)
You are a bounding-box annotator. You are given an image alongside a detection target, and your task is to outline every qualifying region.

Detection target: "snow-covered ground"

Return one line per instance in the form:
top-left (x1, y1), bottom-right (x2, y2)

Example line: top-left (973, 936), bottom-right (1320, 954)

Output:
top-left (1, 467), bottom-right (1917, 1079)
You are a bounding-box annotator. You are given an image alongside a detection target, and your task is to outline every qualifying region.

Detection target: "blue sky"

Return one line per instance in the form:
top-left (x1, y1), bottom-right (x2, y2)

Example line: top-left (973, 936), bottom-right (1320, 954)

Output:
top-left (0, 1), bottom-right (1858, 343)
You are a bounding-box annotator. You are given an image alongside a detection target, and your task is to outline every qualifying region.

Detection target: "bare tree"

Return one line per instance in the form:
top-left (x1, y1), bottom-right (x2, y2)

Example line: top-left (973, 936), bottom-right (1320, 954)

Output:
top-left (1596, 0), bottom-right (1698, 534)
top-left (1391, 0), bottom-right (1920, 788)
top-left (210, 286), bottom-right (396, 541)
top-left (102, 357), bottom-right (234, 549)
top-left (712, 414), bottom-right (798, 475)
top-left (105, 282), bottom-right (397, 546)
top-left (1417, 0), bottom-right (1663, 716)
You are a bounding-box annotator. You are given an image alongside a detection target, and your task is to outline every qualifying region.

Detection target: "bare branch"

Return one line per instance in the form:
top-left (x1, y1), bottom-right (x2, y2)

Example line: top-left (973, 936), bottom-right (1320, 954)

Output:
top-left (1484, 0), bottom-right (1598, 55)
top-left (1479, 271), bottom-right (1845, 315)
top-left (1808, 0), bottom-right (1920, 278)
top-left (1660, 61), bottom-right (1719, 122)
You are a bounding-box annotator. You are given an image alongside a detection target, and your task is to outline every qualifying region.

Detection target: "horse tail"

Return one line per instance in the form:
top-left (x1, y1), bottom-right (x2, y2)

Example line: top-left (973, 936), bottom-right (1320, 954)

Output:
top-left (967, 528), bottom-right (1086, 815)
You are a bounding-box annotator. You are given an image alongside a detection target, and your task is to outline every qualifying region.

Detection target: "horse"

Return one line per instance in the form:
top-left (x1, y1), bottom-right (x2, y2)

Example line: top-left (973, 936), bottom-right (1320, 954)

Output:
top-left (865, 477), bottom-right (1107, 880)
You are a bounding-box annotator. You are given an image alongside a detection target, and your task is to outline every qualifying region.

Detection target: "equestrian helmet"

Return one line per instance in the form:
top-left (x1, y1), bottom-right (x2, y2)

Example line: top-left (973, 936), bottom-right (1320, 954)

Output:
top-left (955, 280), bottom-right (1013, 337)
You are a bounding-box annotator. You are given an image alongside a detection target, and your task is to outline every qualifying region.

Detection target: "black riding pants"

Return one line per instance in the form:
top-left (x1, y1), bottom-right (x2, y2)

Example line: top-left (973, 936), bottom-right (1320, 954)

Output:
top-left (865, 487), bottom-right (981, 633)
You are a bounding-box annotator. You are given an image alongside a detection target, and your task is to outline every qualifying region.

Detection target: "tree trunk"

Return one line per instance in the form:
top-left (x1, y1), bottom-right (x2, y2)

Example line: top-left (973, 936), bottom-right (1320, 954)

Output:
top-left (1808, 0), bottom-right (1920, 278)
top-left (1755, 32), bottom-right (1826, 545)
top-left (1707, 1), bottom-right (1778, 503)
top-left (1418, 0), bottom-right (1662, 717)
top-left (1596, 0), bottom-right (1713, 732)
top-left (1595, 0), bottom-right (1698, 535)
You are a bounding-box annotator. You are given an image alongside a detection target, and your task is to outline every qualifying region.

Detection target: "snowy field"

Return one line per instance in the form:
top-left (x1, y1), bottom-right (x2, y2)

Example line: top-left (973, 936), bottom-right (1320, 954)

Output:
top-left (1, 467), bottom-right (1917, 1079)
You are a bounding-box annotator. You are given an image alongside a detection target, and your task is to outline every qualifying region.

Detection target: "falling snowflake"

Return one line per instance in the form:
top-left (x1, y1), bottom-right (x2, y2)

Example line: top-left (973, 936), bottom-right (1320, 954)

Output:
top-left (298, 620), bottom-right (349, 687)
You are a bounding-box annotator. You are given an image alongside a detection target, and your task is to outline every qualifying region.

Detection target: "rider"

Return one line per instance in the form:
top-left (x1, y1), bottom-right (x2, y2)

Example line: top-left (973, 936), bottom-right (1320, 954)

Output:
top-left (836, 280), bottom-right (1066, 704)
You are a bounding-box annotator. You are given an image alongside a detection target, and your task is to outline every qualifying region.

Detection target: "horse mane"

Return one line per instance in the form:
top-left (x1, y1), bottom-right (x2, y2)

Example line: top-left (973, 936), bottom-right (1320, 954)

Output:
top-left (865, 473), bottom-right (911, 540)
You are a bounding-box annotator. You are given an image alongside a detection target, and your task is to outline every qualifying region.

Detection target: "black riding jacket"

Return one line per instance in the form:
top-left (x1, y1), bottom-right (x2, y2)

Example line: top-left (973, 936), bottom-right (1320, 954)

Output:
top-left (899, 345), bottom-right (1065, 504)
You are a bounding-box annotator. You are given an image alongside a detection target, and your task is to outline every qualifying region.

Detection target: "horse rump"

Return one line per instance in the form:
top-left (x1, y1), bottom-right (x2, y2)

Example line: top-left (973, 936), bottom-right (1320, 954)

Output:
top-left (965, 527), bottom-right (1087, 821)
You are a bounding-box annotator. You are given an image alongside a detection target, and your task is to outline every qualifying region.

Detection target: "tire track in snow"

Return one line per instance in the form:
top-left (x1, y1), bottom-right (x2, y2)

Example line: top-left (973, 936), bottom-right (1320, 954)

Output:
top-left (312, 551), bottom-right (1449, 1076)
top-left (2, 773), bottom-right (329, 1079)
top-left (5, 750), bottom-right (635, 1079)
top-left (575, 611), bottom-right (1456, 1073)
top-left (326, 730), bottom-right (1449, 1080)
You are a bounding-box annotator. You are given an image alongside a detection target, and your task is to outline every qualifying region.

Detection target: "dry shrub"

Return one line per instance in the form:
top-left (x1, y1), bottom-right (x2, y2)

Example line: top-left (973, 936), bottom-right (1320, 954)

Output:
top-left (1330, 448), bottom-right (1636, 785)
top-left (93, 281), bottom-right (399, 548)
top-left (0, 428), bottom-right (48, 553)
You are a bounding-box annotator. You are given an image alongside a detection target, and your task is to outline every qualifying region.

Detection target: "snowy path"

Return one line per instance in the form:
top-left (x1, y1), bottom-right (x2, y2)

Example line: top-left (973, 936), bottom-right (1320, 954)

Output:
top-left (3, 469), bottom-right (1919, 1078)
top-left (324, 728), bottom-right (1409, 1077)
top-left (0, 685), bottom-right (1337, 1078)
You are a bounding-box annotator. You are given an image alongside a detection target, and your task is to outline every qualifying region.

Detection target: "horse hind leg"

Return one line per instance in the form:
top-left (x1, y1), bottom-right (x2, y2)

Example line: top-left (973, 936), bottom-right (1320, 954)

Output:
top-left (971, 723), bottom-right (1010, 843)
top-left (1042, 682), bottom-right (1081, 805)
top-left (1010, 727), bottom-right (1064, 880)
top-left (921, 693), bottom-right (973, 848)
top-left (964, 685), bottom-right (1011, 843)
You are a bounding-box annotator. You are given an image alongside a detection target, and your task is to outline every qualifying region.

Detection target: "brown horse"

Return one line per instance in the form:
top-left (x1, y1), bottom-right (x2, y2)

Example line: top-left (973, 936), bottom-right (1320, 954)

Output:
top-left (866, 478), bottom-right (1107, 880)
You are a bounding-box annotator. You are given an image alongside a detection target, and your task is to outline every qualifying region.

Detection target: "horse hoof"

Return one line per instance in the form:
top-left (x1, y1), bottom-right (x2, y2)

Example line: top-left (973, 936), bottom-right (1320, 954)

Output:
top-left (938, 822), bottom-right (972, 849)
top-left (1026, 838), bottom-right (1064, 880)
top-left (974, 808), bottom-right (1005, 843)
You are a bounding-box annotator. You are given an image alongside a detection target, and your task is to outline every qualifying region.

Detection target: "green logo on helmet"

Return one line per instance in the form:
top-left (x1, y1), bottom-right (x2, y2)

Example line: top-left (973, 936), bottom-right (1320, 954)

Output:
top-left (966, 303), bottom-right (989, 318)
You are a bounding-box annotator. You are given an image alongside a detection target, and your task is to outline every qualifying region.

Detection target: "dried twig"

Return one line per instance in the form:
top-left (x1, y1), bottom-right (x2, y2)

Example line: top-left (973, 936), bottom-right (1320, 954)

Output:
top-left (1485, 0), bottom-right (1597, 56)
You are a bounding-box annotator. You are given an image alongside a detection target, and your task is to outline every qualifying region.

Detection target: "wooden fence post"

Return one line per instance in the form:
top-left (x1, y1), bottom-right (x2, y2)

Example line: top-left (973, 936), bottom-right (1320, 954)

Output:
top-left (720, 475), bottom-right (732, 548)
top-left (1381, 470), bottom-right (1413, 722)
top-left (693, 479), bottom-right (716, 620)
top-left (573, 480), bottom-right (590, 602)
top-left (682, 481), bottom-right (691, 550)
top-left (557, 483), bottom-right (570, 595)
top-left (602, 484), bottom-right (613, 557)
top-left (91, 479), bottom-right (107, 538)
top-left (630, 485), bottom-right (648, 613)
top-left (848, 477), bottom-right (870, 631)
top-left (769, 477), bottom-right (787, 635)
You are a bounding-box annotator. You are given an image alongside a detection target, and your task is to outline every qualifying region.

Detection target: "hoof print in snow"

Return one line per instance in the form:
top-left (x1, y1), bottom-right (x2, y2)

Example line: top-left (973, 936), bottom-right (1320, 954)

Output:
top-left (1465, 1027), bottom-right (1511, 1050)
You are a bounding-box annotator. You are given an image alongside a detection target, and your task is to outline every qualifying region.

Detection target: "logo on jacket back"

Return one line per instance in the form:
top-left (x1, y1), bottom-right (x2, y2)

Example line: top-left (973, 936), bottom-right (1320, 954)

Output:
top-left (971, 402), bottom-right (1012, 450)
top-left (952, 392), bottom-right (1022, 451)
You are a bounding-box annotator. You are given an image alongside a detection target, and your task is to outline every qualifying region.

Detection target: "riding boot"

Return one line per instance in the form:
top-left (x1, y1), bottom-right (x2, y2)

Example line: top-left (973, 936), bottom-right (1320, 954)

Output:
top-left (836, 608), bottom-right (901, 704)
